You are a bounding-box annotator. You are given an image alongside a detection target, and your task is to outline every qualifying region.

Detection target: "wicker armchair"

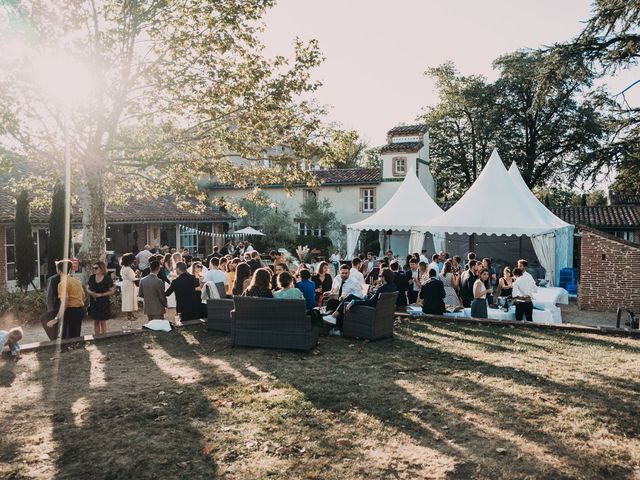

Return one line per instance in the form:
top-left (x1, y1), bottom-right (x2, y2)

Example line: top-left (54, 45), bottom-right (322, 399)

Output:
top-left (231, 296), bottom-right (320, 351)
top-left (343, 292), bottom-right (398, 340)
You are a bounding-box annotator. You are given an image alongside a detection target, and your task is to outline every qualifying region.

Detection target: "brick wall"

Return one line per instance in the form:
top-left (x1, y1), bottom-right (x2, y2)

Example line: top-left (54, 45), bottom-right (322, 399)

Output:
top-left (578, 226), bottom-right (640, 312)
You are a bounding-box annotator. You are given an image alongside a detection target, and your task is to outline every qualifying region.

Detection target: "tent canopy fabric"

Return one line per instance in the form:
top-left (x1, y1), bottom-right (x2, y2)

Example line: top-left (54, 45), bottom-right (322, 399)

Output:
top-left (233, 226), bottom-right (265, 236)
top-left (347, 165), bottom-right (443, 232)
top-left (414, 150), bottom-right (570, 236)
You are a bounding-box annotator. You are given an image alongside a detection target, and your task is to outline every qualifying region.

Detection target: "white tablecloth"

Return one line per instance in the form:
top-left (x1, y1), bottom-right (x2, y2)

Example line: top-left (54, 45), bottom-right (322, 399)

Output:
top-left (531, 287), bottom-right (568, 323)
top-left (405, 305), bottom-right (557, 324)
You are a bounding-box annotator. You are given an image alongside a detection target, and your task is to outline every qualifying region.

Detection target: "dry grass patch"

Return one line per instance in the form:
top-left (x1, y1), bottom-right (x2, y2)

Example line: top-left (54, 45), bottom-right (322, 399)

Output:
top-left (1, 319), bottom-right (639, 479)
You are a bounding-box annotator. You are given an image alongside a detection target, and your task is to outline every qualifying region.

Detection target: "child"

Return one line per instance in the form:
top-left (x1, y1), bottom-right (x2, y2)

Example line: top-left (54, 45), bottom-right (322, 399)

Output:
top-left (1, 327), bottom-right (23, 359)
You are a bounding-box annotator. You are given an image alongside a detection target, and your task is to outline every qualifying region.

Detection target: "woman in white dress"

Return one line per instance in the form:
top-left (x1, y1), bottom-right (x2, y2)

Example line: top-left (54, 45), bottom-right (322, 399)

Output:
top-left (119, 253), bottom-right (138, 322)
top-left (440, 261), bottom-right (461, 307)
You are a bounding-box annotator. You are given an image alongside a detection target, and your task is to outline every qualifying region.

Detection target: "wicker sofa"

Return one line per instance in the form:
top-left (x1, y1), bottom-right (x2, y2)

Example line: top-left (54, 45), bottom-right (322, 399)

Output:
top-left (342, 292), bottom-right (398, 340)
top-left (206, 299), bottom-right (234, 333)
top-left (230, 296), bottom-right (320, 351)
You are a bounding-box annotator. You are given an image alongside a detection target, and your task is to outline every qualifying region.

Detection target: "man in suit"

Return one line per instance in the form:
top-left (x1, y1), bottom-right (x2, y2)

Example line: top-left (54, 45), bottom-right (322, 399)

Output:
top-left (405, 258), bottom-right (420, 304)
top-left (165, 262), bottom-right (201, 321)
top-left (324, 269), bottom-right (398, 336)
top-left (138, 260), bottom-right (167, 321)
top-left (420, 268), bottom-right (446, 315)
top-left (459, 259), bottom-right (478, 308)
top-left (389, 261), bottom-right (408, 307)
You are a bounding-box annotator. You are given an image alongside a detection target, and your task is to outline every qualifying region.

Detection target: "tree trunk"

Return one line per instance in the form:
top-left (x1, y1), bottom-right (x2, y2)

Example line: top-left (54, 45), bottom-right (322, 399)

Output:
top-left (79, 166), bottom-right (106, 280)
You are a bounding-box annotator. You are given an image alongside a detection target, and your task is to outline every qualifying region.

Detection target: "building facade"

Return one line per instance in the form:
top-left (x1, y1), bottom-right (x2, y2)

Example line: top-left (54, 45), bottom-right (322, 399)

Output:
top-left (207, 124), bottom-right (436, 236)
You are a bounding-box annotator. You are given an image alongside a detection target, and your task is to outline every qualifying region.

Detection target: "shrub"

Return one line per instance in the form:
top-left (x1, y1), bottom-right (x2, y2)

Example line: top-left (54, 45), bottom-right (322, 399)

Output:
top-left (0, 290), bottom-right (47, 324)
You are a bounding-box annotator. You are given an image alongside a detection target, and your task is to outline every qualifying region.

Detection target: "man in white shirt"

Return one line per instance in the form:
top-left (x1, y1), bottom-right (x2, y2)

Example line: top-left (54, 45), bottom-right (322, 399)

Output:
top-left (512, 267), bottom-right (536, 321)
top-left (323, 264), bottom-right (363, 335)
top-left (365, 252), bottom-right (377, 275)
top-left (428, 254), bottom-right (440, 276)
top-left (349, 257), bottom-right (366, 285)
top-left (419, 249), bottom-right (429, 264)
top-left (517, 259), bottom-right (536, 284)
top-left (135, 245), bottom-right (153, 271)
top-left (204, 257), bottom-right (228, 288)
top-left (245, 242), bottom-right (254, 253)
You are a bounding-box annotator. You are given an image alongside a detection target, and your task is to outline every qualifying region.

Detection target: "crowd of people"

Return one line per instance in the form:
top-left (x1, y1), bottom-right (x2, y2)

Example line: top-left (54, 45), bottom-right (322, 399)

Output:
top-left (3, 241), bottom-right (540, 359)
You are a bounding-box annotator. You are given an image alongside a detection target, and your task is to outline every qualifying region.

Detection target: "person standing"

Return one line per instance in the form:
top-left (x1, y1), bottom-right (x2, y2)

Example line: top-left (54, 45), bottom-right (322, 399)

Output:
top-left (389, 261), bottom-right (408, 307)
top-left (459, 259), bottom-right (478, 308)
top-left (512, 267), bottom-right (536, 322)
top-left (499, 267), bottom-right (514, 297)
top-left (165, 262), bottom-right (201, 321)
top-left (135, 245), bottom-right (153, 272)
top-left (405, 258), bottom-right (420, 304)
top-left (329, 250), bottom-right (341, 275)
top-left (349, 258), bottom-right (366, 285)
top-left (428, 254), bottom-right (440, 277)
top-left (420, 268), bottom-right (446, 315)
top-left (47, 260), bottom-right (86, 339)
top-left (312, 261), bottom-right (333, 306)
top-left (138, 260), bottom-right (168, 321)
top-left (440, 261), bottom-right (461, 307)
top-left (40, 271), bottom-right (61, 340)
top-left (87, 261), bottom-right (115, 335)
top-left (120, 253), bottom-right (139, 324)
top-left (470, 268), bottom-right (491, 319)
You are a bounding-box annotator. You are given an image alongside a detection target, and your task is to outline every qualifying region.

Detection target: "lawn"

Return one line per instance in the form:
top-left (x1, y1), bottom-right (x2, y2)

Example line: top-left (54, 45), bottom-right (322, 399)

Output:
top-left (1, 319), bottom-right (639, 479)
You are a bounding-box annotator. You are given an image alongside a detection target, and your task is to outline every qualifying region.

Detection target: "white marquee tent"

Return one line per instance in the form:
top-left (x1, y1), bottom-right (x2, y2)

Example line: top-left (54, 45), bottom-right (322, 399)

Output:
top-left (346, 165), bottom-right (443, 259)
top-left (411, 150), bottom-right (574, 285)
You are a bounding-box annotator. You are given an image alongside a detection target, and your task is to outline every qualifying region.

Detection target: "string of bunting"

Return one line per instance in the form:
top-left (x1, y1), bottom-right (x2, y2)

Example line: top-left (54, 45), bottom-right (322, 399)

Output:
top-left (178, 224), bottom-right (248, 239)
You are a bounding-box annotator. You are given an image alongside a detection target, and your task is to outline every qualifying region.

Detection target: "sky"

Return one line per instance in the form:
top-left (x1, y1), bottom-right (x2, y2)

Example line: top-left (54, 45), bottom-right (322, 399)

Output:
top-left (262, 0), bottom-right (640, 145)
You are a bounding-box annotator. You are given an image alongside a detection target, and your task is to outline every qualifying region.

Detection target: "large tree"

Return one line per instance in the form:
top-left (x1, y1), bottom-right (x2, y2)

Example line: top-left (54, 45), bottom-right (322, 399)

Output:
top-left (0, 1), bottom-right (325, 268)
top-left (422, 52), bottom-right (608, 200)
top-left (538, 0), bottom-right (640, 191)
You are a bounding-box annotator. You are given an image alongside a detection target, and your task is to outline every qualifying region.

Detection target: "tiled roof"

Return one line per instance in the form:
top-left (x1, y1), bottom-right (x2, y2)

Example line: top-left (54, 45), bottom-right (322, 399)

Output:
top-left (0, 188), bottom-right (233, 224)
top-left (379, 142), bottom-right (424, 154)
top-left (550, 205), bottom-right (640, 228)
top-left (313, 168), bottom-right (380, 185)
top-left (105, 197), bottom-right (234, 223)
top-left (387, 124), bottom-right (428, 135)
top-left (207, 167), bottom-right (381, 189)
top-left (609, 194), bottom-right (640, 205)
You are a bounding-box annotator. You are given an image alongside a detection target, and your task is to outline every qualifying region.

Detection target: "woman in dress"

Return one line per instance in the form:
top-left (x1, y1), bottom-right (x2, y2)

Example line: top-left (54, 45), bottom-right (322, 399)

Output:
top-left (87, 261), bottom-right (115, 335)
top-left (226, 258), bottom-right (239, 295)
top-left (499, 267), bottom-right (514, 298)
top-left (242, 268), bottom-right (273, 298)
top-left (418, 261), bottom-right (429, 288)
top-left (470, 268), bottom-right (492, 319)
top-left (162, 253), bottom-right (177, 309)
top-left (119, 253), bottom-right (138, 323)
top-left (312, 261), bottom-right (333, 307)
top-left (439, 260), bottom-right (461, 307)
top-left (232, 262), bottom-right (252, 296)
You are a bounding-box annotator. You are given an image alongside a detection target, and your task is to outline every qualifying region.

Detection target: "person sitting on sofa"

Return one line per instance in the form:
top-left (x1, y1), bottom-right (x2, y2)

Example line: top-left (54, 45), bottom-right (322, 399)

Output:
top-left (274, 272), bottom-right (305, 300)
top-left (295, 269), bottom-right (317, 311)
top-left (322, 269), bottom-right (397, 337)
top-left (242, 268), bottom-right (273, 298)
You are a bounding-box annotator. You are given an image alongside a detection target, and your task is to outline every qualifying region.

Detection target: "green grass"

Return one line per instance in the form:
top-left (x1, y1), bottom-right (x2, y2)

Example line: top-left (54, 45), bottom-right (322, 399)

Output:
top-left (1, 319), bottom-right (639, 479)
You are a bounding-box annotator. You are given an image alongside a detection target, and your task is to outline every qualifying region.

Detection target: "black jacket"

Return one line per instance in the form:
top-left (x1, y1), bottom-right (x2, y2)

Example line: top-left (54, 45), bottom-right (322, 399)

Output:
top-left (353, 283), bottom-right (398, 308)
top-left (393, 270), bottom-right (409, 307)
top-left (420, 278), bottom-right (446, 315)
top-left (165, 272), bottom-right (201, 320)
top-left (459, 270), bottom-right (477, 308)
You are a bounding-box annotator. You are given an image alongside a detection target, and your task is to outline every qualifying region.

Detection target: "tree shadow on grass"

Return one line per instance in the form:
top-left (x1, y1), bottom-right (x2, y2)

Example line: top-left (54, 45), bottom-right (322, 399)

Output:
top-left (190, 324), bottom-right (640, 480)
top-left (17, 333), bottom-right (221, 480)
top-left (0, 358), bottom-right (17, 387)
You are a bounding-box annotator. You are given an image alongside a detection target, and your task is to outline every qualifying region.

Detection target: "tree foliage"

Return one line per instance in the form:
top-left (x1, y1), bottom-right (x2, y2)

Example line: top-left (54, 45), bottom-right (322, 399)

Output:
top-left (422, 52), bottom-right (608, 200)
top-left (538, 0), bottom-right (640, 192)
top-left (0, 0), bottom-right (327, 266)
top-left (47, 182), bottom-right (66, 277)
top-left (14, 190), bottom-right (36, 290)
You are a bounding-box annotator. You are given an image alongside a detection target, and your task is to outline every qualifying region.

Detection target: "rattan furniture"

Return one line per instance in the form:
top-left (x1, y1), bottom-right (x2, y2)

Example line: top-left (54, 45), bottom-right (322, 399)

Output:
top-left (342, 292), bottom-right (398, 340)
top-left (230, 296), bottom-right (320, 351)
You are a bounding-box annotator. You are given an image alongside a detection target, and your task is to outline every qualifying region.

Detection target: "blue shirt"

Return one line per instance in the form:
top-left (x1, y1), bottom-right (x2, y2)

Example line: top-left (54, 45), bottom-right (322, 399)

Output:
top-left (0, 330), bottom-right (20, 356)
top-left (296, 280), bottom-right (316, 311)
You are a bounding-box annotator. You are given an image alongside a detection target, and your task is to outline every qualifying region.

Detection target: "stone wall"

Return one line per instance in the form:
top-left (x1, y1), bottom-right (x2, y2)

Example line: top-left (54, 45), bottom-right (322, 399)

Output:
top-left (578, 226), bottom-right (640, 312)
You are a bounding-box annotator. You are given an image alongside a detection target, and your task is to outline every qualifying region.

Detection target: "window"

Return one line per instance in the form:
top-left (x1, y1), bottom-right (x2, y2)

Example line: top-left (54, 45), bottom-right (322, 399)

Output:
top-left (360, 188), bottom-right (376, 213)
top-left (179, 224), bottom-right (199, 255)
top-left (614, 231), bottom-right (635, 242)
top-left (297, 222), bottom-right (325, 237)
top-left (303, 189), bottom-right (317, 203)
top-left (5, 227), bottom-right (15, 282)
top-left (392, 156), bottom-right (406, 176)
